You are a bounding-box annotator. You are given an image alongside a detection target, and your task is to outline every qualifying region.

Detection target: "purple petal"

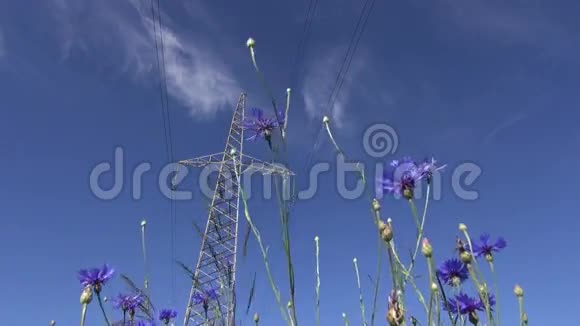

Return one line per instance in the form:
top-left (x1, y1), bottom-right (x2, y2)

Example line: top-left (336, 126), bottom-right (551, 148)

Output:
top-left (494, 237), bottom-right (507, 250)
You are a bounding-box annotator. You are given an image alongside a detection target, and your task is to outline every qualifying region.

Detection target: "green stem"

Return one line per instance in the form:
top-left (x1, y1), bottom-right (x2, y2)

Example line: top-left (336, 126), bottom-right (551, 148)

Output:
top-left (436, 274), bottom-right (457, 326)
top-left (517, 297), bottom-right (526, 326)
top-left (276, 175), bottom-right (299, 325)
top-left (248, 46), bottom-right (285, 144)
top-left (342, 313), bottom-right (350, 326)
top-left (353, 258), bottom-right (368, 326)
top-left (141, 222), bottom-right (151, 313)
top-left (370, 235), bottom-right (383, 326)
top-left (489, 262), bottom-right (501, 325)
top-left (80, 304), bottom-right (88, 326)
top-left (96, 292), bottom-right (111, 326)
top-left (283, 88), bottom-right (291, 139)
top-left (408, 199), bottom-right (422, 230)
top-left (405, 185), bottom-right (431, 281)
top-left (427, 257), bottom-right (440, 326)
top-left (232, 155), bottom-right (290, 324)
top-left (386, 242), bottom-right (398, 290)
top-left (315, 237), bottom-right (321, 326)
top-left (427, 293), bottom-right (434, 326)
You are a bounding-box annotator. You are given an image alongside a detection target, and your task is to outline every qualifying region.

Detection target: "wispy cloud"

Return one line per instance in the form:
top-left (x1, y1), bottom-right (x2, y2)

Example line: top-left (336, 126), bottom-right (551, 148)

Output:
top-left (50, 0), bottom-right (241, 117)
top-left (301, 46), bottom-right (368, 128)
top-left (483, 112), bottom-right (527, 145)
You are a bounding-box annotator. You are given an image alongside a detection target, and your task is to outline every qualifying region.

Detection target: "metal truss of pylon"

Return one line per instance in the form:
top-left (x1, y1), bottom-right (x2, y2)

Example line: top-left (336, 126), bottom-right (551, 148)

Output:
top-left (179, 93), bottom-right (294, 326)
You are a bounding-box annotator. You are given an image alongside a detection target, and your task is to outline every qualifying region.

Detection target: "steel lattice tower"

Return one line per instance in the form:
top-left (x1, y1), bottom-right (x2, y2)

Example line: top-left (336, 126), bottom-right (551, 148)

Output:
top-left (179, 93), bottom-right (293, 326)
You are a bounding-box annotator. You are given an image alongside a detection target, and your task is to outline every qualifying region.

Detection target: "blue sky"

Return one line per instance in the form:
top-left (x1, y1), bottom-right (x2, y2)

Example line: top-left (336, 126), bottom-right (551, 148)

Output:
top-left (1, 0), bottom-right (580, 325)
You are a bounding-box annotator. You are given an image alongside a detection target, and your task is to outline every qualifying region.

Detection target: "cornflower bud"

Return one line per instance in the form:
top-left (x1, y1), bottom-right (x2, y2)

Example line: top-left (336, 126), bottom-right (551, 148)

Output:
top-left (514, 284), bottom-right (524, 297)
top-left (381, 224), bottom-right (394, 242)
top-left (80, 286), bottom-right (93, 305)
top-left (378, 219), bottom-right (387, 232)
top-left (460, 251), bottom-right (472, 264)
top-left (485, 253), bottom-right (493, 262)
top-left (430, 282), bottom-right (438, 292)
top-left (372, 199), bottom-right (381, 212)
top-left (403, 188), bottom-right (414, 200)
top-left (421, 238), bottom-right (433, 258)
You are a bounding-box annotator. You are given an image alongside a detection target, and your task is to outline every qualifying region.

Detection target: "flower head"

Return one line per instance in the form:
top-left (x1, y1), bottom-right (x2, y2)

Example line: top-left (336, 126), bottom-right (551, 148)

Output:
top-left (193, 288), bottom-right (220, 306)
top-left (77, 264), bottom-right (115, 293)
top-left (417, 157), bottom-right (446, 183)
top-left (437, 258), bottom-right (469, 287)
top-left (378, 156), bottom-right (445, 200)
top-left (445, 292), bottom-right (496, 318)
top-left (158, 309), bottom-right (178, 324)
top-left (445, 292), bottom-right (482, 315)
top-left (113, 320), bottom-right (155, 326)
top-left (471, 233), bottom-right (507, 261)
top-left (378, 158), bottom-right (422, 199)
top-left (244, 108), bottom-right (285, 147)
top-left (113, 293), bottom-right (144, 315)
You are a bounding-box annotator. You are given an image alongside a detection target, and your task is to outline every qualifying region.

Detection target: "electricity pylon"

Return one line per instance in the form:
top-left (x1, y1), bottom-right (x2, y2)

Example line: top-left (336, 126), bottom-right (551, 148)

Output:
top-left (179, 93), bottom-right (293, 326)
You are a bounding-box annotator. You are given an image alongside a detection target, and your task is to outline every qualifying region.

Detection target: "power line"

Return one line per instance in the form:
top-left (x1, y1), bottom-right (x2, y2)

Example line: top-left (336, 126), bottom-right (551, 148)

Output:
top-left (149, 0), bottom-right (177, 306)
top-left (297, 0), bottom-right (376, 190)
top-left (285, 0), bottom-right (321, 205)
top-left (289, 0), bottom-right (320, 90)
top-left (325, 0), bottom-right (375, 118)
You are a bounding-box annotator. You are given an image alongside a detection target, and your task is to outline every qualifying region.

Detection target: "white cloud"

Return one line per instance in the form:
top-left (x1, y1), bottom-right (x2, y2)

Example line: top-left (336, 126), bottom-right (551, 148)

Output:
top-left (51, 0), bottom-right (241, 117)
top-left (301, 46), bottom-right (367, 128)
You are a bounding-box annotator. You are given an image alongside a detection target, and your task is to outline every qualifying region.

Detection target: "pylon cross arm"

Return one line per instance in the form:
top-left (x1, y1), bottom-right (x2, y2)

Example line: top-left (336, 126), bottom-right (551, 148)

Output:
top-left (178, 153), bottom-right (294, 176)
top-left (240, 154), bottom-right (294, 176)
top-left (179, 153), bottom-right (225, 167)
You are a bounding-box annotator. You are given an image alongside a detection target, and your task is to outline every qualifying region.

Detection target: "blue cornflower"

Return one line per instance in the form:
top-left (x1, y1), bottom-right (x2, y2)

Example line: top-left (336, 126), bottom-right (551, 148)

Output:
top-left (77, 264), bottom-right (115, 293)
top-left (445, 292), bottom-right (483, 315)
top-left (112, 321), bottom-right (154, 326)
top-left (437, 258), bottom-right (469, 287)
top-left (445, 292), bottom-right (496, 321)
top-left (135, 321), bottom-right (157, 326)
top-left (378, 158), bottom-right (422, 199)
top-left (417, 157), bottom-right (446, 183)
top-left (244, 108), bottom-right (285, 148)
top-left (158, 309), bottom-right (178, 324)
top-left (193, 288), bottom-right (220, 307)
top-left (471, 233), bottom-right (507, 262)
top-left (113, 293), bottom-right (144, 315)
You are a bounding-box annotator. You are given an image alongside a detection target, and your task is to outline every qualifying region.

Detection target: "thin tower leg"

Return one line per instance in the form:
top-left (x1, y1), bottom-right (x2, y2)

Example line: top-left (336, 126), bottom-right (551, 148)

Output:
top-left (180, 93), bottom-right (293, 326)
top-left (182, 94), bottom-right (246, 326)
